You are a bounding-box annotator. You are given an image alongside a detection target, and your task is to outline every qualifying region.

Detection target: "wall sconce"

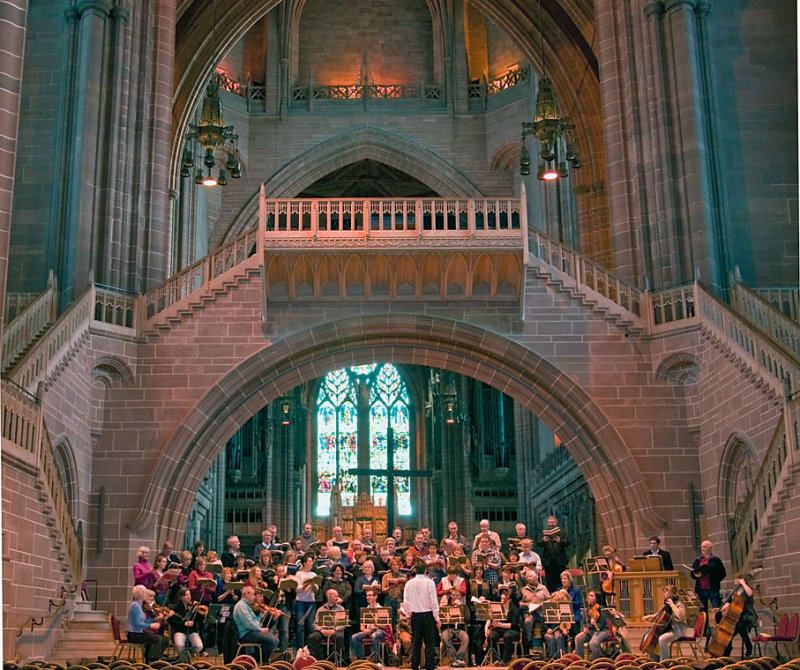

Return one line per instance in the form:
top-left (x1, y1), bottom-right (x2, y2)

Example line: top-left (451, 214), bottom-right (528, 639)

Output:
top-left (281, 400), bottom-right (291, 425)
top-left (445, 400), bottom-right (455, 424)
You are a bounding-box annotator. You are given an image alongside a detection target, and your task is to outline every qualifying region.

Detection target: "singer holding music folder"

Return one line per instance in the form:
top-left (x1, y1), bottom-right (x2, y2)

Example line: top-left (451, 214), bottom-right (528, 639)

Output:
top-left (401, 558), bottom-right (441, 670)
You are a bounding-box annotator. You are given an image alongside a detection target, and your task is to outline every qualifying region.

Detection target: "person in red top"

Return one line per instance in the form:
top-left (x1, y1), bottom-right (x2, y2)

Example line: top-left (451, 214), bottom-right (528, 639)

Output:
top-left (132, 546), bottom-right (153, 586)
top-left (188, 556), bottom-right (216, 604)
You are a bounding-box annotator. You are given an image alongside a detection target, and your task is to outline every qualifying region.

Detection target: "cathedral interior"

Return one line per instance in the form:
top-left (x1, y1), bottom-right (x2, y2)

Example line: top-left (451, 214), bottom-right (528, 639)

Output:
top-left (0, 0), bottom-right (798, 662)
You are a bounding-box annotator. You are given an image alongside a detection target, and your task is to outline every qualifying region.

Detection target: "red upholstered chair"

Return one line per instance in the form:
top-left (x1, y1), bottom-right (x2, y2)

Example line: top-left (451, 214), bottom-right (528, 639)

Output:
top-left (669, 611), bottom-right (707, 659)
top-left (753, 612), bottom-right (799, 658)
top-left (109, 614), bottom-right (146, 662)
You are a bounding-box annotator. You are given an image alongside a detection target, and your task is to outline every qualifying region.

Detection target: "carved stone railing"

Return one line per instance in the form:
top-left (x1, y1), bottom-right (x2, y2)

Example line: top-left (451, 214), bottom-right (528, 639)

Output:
top-left (731, 282), bottom-right (800, 359)
top-left (1, 378), bottom-right (83, 584)
top-left (528, 228), bottom-right (644, 316)
top-left (143, 226), bottom-right (259, 323)
top-left (8, 286), bottom-right (94, 393)
top-left (731, 398), bottom-right (800, 570)
top-left (2, 272), bottom-right (58, 374)
top-left (261, 197), bottom-right (524, 246)
top-left (292, 82), bottom-right (442, 102)
top-left (752, 286), bottom-right (800, 322)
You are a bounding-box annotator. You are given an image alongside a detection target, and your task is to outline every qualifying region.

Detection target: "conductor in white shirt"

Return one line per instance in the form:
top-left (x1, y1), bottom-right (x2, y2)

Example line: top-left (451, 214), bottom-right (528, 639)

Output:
top-left (402, 558), bottom-right (440, 670)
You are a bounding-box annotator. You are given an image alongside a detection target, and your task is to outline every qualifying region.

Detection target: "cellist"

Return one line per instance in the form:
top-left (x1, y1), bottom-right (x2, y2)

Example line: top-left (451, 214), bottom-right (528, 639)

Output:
top-left (641, 584), bottom-right (686, 661)
top-left (711, 572), bottom-right (756, 658)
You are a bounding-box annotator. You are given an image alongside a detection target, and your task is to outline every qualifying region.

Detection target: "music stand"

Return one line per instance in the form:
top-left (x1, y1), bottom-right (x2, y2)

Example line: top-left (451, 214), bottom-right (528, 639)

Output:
top-left (318, 610), bottom-right (348, 665)
top-left (629, 556), bottom-right (662, 572)
top-left (542, 602), bottom-right (574, 627)
top-left (440, 605), bottom-right (465, 626)
top-left (204, 603), bottom-right (232, 625)
top-left (360, 607), bottom-right (391, 627)
top-left (480, 603), bottom-right (507, 666)
top-left (583, 556), bottom-right (610, 575)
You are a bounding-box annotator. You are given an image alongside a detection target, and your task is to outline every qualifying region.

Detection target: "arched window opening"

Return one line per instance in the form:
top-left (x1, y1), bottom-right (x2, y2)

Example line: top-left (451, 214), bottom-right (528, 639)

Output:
top-left (316, 363), bottom-right (412, 517)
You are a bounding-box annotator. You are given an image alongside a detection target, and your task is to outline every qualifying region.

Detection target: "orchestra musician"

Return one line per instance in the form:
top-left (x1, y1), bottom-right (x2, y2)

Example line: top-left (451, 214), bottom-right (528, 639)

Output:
top-left (232, 585), bottom-right (279, 658)
top-left (307, 588), bottom-right (347, 661)
top-left (439, 566), bottom-right (470, 667)
top-left (166, 586), bottom-right (204, 661)
top-left (126, 584), bottom-right (167, 662)
top-left (574, 590), bottom-right (609, 660)
top-left (642, 584), bottom-right (686, 661)
top-left (351, 586), bottom-right (393, 660)
top-left (715, 572), bottom-right (756, 658)
top-left (599, 544), bottom-right (625, 606)
top-left (487, 588), bottom-right (522, 663)
top-left (538, 516), bottom-right (569, 594)
top-left (267, 562), bottom-right (294, 651)
top-left (543, 581), bottom-right (575, 659)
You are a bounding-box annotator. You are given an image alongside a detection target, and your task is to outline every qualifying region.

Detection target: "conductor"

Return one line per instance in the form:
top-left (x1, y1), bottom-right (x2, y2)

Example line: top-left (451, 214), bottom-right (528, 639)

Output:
top-left (401, 558), bottom-right (441, 670)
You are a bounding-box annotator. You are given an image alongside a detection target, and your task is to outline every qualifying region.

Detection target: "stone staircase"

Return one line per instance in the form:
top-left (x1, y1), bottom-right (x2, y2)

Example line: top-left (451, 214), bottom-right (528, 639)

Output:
top-left (751, 460), bottom-right (800, 564)
top-left (47, 602), bottom-right (117, 665)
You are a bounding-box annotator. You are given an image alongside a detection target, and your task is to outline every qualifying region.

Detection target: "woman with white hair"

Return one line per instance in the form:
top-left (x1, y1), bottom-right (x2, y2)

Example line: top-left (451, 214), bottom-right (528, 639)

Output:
top-left (126, 584), bottom-right (166, 662)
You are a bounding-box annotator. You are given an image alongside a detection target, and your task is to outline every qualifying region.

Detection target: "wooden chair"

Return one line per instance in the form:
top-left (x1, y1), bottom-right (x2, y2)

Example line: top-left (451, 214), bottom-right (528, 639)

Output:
top-left (670, 611), bottom-right (707, 660)
top-left (109, 615), bottom-right (146, 662)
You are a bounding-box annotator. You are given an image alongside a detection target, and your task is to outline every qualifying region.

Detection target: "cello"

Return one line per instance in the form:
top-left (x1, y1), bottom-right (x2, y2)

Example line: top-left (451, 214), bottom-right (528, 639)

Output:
top-left (639, 602), bottom-right (674, 656)
top-left (707, 579), bottom-right (749, 657)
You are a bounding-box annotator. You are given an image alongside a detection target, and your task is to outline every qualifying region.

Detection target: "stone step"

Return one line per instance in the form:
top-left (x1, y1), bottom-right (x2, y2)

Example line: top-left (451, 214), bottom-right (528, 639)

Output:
top-left (73, 610), bottom-right (110, 623)
top-left (68, 620), bottom-right (111, 631)
top-left (59, 628), bottom-right (114, 641)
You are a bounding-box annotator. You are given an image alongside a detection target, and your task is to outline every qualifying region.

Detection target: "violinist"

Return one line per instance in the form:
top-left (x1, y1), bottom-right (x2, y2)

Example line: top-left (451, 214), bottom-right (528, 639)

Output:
top-left (543, 580), bottom-right (575, 659)
top-left (599, 544), bottom-right (625, 606)
top-left (575, 590), bottom-right (609, 660)
top-left (715, 572), bottom-right (755, 658)
top-left (642, 584), bottom-right (686, 661)
top-left (126, 584), bottom-right (167, 662)
top-left (233, 585), bottom-right (279, 658)
top-left (167, 586), bottom-right (204, 661)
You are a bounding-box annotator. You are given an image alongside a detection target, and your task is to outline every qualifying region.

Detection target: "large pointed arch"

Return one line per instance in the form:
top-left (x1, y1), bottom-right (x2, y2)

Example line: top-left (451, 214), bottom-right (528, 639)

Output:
top-left (128, 314), bottom-right (665, 555)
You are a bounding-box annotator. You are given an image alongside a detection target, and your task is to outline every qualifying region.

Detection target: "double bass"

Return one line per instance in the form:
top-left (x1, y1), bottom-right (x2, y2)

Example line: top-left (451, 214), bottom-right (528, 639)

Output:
top-left (707, 582), bottom-right (748, 657)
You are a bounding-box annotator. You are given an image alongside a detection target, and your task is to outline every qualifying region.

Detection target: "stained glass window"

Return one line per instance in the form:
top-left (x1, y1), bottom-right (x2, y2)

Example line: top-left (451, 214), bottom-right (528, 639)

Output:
top-left (316, 363), bottom-right (412, 517)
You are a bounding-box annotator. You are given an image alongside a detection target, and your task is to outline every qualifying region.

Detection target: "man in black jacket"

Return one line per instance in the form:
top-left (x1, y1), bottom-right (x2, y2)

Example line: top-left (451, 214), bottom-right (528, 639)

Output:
top-left (643, 536), bottom-right (673, 571)
top-left (690, 540), bottom-right (726, 613)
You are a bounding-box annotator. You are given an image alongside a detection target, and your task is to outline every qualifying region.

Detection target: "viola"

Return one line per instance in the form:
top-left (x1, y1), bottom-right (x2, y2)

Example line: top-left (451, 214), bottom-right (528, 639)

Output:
top-left (601, 560), bottom-right (623, 594)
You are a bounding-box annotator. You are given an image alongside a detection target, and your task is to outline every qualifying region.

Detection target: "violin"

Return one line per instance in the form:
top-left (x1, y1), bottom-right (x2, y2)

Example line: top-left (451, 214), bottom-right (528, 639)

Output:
top-left (588, 603), bottom-right (601, 627)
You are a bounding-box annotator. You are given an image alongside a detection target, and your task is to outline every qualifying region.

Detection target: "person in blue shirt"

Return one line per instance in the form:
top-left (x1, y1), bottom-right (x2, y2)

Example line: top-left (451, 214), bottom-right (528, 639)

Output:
top-left (125, 584), bottom-right (166, 662)
top-left (232, 585), bottom-right (278, 658)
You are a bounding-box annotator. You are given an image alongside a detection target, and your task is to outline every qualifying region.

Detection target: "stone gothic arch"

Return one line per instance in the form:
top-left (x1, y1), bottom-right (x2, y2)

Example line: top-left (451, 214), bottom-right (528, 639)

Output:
top-left (51, 435), bottom-right (79, 520)
top-left (220, 127), bottom-right (484, 242)
top-left (128, 314), bottom-right (665, 555)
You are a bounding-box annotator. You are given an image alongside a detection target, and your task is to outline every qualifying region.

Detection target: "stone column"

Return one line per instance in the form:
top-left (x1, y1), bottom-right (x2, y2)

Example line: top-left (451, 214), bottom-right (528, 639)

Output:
top-left (662, 0), bottom-right (722, 290)
top-left (62, 0), bottom-right (113, 305)
top-left (0, 0), bottom-right (29, 333)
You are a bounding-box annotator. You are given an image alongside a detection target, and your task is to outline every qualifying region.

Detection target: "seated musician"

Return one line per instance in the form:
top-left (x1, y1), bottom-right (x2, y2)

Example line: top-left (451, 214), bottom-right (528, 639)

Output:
top-left (167, 586), bottom-right (204, 661)
top-left (472, 534), bottom-right (502, 588)
top-left (519, 567), bottom-right (550, 652)
top-left (351, 586), bottom-right (393, 660)
top-left (642, 584), bottom-right (686, 661)
top-left (487, 589), bottom-right (523, 663)
top-left (233, 585), bottom-right (279, 658)
top-left (382, 556), bottom-right (407, 625)
top-left (544, 574), bottom-right (579, 659)
top-left (575, 590), bottom-right (610, 660)
top-left (715, 572), bottom-right (755, 658)
top-left (126, 584), bottom-right (167, 662)
top-left (439, 567), bottom-right (470, 667)
top-left (307, 588), bottom-right (347, 660)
